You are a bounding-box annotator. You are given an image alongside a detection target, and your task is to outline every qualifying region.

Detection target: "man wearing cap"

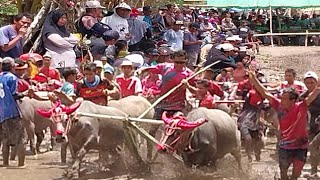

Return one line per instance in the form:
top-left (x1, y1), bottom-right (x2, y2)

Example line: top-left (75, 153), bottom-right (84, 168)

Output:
top-left (0, 57), bottom-right (26, 167)
top-left (102, 2), bottom-right (132, 41)
top-left (139, 6), bottom-right (153, 30)
top-left (14, 58), bottom-right (30, 93)
top-left (145, 48), bottom-right (160, 66)
top-left (127, 10), bottom-right (152, 51)
top-left (158, 46), bottom-right (171, 63)
top-left (300, 71), bottom-right (320, 177)
top-left (39, 53), bottom-right (60, 81)
top-left (152, 6), bottom-right (168, 33)
top-left (275, 69), bottom-right (306, 95)
top-left (115, 60), bottom-right (142, 98)
top-left (77, 0), bottom-right (110, 39)
top-left (140, 50), bottom-right (197, 160)
top-left (184, 23), bottom-right (202, 70)
top-left (77, 0), bottom-right (111, 57)
top-left (163, 21), bottom-right (184, 52)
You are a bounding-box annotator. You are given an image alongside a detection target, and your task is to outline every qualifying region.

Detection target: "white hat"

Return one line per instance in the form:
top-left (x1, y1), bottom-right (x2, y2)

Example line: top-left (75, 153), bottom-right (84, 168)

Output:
top-left (115, 2), bottom-right (131, 10)
top-left (43, 52), bottom-right (52, 59)
top-left (304, 71), bottom-right (318, 81)
top-left (120, 60), bottom-right (134, 67)
top-left (215, 43), bottom-right (234, 51)
top-left (226, 36), bottom-right (236, 41)
top-left (125, 54), bottom-right (144, 68)
top-left (94, 60), bottom-right (103, 68)
top-left (85, 0), bottom-right (106, 9)
top-left (239, 46), bottom-right (247, 52)
top-left (233, 35), bottom-right (243, 41)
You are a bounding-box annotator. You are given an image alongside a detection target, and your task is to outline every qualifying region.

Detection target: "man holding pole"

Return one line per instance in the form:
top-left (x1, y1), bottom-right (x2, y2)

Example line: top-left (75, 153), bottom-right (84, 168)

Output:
top-left (139, 50), bottom-right (197, 160)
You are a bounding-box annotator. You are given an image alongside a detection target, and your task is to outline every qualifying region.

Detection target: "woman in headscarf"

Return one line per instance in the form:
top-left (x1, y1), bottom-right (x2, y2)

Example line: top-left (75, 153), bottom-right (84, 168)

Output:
top-left (42, 9), bottom-right (78, 74)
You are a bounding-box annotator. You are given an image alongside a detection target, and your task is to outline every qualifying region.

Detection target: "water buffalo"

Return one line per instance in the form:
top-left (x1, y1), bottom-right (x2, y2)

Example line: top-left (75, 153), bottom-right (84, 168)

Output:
top-left (37, 100), bottom-right (147, 178)
top-left (17, 97), bottom-right (55, 156)
top-left (157, 107), bottom-right (242, 169)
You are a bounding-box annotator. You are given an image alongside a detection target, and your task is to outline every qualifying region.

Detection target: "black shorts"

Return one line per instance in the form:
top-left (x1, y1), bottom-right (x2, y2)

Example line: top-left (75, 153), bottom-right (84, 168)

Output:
top-left (0, 117), bottom-right (25, 146)
top-left (278, 148), bottom-right (307, 171)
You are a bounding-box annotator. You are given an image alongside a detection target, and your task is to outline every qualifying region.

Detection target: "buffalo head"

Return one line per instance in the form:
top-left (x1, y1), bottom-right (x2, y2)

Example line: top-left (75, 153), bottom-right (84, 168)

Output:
top-left (156, 111), bottom-right (207, 154)
top-left (36, 100), bottom-right (81, 142)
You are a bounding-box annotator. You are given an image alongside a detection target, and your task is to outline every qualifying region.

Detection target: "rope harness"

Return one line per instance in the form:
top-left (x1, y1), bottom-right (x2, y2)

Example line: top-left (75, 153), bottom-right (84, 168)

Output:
top-left (158, 119), bottom-right (197, 154)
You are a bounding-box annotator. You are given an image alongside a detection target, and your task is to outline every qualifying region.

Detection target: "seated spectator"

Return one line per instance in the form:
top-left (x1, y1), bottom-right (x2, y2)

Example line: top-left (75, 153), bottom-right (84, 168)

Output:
top-left (158, 46), bottom-right (171, 63)
top-left (200, 18), bottom-right (215, 32)
top-left (221, 17), bottom-right (237, 33)
top-left (243, 31), bottom-right (262, 54)
top-left (105, 40), bottom-right (128, 64)
top-left (145, 48), bottom-right (160, 65)
top-left (42, 9), bottom-right (78, 73)
top-left (39, 53), bottom-right (60, 81)
top-left (238, 20), bottom-right (251, 37)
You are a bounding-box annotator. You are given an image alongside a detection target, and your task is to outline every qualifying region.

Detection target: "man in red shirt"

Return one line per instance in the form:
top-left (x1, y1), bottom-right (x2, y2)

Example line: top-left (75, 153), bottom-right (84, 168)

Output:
top-left (115, 60), bottom-right (142, 98)
top-left (276, 69), bottom-right (306, 95)
top-left (39, 53), bottom-right (60, 81)
top-left (141, 50), bottom-right (197, 160)
top-left (14, 59), bottom-right (30, 93)
top-left (248, 68), bottom-right (320, 180)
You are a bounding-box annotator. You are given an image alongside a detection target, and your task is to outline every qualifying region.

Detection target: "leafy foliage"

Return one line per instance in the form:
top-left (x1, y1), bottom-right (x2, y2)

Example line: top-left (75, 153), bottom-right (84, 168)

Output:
top-left (0, 0), bottom-right (18, 15)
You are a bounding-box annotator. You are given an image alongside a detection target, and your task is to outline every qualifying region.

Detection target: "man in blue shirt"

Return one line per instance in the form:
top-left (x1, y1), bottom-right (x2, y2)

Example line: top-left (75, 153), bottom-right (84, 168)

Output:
top-left (0, 57), bottom-right (26, 167)
top-left (0, 13), bottom-right (32, 58)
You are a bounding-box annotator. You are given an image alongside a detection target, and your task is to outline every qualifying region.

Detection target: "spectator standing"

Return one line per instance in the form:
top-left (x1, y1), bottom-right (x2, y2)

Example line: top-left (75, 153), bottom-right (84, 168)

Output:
top-left (183, 23), bottom-right (202, 70)
top-left (0, 13), bottom-right (32, 58)
top-left (139, 6), bottom-right (153, 30)
top-left (102, 2), bottom-right (132, 41)
top-left (0, 57), bottom-right (26, 167)
top-left (163, 20), bottom-right (184, 52)
top-left (42, 9), bottom-right (78, 73)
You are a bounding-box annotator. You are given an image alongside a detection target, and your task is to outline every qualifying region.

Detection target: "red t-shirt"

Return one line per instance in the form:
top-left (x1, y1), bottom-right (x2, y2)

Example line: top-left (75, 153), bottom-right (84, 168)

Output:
top-left (116, 74), bottom-right (142, 98)
top-left (237, 79), bottom-right (252, 97)
top-left (248, 89), bottom-right (263, 107)
top-left (208, 80), bottom-right (224, 98)
top-left (40, 67), bottom-right (60, 81)
top-left (141, 74), bottom-right (161, 96)
top-left (200, 92), bottom-right (216, 109)
top-left (149, 63), bottom-right (194, 110)
top-left (270, 96), bottom-right (308, 149)
top-left (279, 81), bottom-right (306, 95)
top-left (17, 78), bottom-right (30, 93)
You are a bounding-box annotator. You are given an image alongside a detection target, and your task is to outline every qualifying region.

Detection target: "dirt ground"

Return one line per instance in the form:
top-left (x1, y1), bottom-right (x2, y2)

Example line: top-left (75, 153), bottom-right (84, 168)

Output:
top-left (0, 46), bottom-right (320, 180)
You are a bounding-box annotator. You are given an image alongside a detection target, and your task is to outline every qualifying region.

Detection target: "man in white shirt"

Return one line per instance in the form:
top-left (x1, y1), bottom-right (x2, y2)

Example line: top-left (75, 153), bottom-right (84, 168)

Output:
top-left (163, 21), bottom-right (184, 52)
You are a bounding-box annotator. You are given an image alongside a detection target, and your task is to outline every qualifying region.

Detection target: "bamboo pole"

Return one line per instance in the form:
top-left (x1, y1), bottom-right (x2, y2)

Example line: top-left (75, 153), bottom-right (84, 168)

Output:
top-left (76, 112), bottom-right (164, 124)
top-left (136, 60), bottom-right (221, 120)
top-left (305, 30), bottom-right (309, 47)
top-left (254, 32), bottom-right (320, 37)
top-left (269, 4), bottom-right (274, 47)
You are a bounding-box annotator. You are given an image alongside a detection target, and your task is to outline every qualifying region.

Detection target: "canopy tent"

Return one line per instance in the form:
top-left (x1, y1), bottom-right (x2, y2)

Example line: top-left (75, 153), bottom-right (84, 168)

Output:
top-left (206, 0), bottom-right (320, 9)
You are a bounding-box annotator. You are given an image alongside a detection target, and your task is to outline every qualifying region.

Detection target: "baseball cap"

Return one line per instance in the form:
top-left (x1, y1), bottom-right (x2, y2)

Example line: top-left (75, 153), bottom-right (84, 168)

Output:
top-left (85, 0), bottom-right (106, 9)
top-left (43, 53), bottom-right (52, 59)
top-left (2, 57), bottom-right (15, 66)
top-left (189, 22), bottom-right (200, 29)
top-left (215, 43), bottom-right (234, 51)
top-left (145, 48), bottom-right (160, 56)
top-left (304, 71), bottom-right (318, 81)
top-left (125, 54), bottom-right (144, 68)
top-left (115, 2), bottom-right (131, 10)
top-left (103, 64), bottom-right (115, 74)
top-left (94, 60), bottom-right (103, 68)
top-left (174, 20), bottom-right (184, 25)
top-left (158, 47), bottom-right (170, 56)
top-left (102, 30), bottom-right (120, 41)
top-left (143, 6), bottom-right (152, 12)
top-left (159, 6), bottom-right (168, 10)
